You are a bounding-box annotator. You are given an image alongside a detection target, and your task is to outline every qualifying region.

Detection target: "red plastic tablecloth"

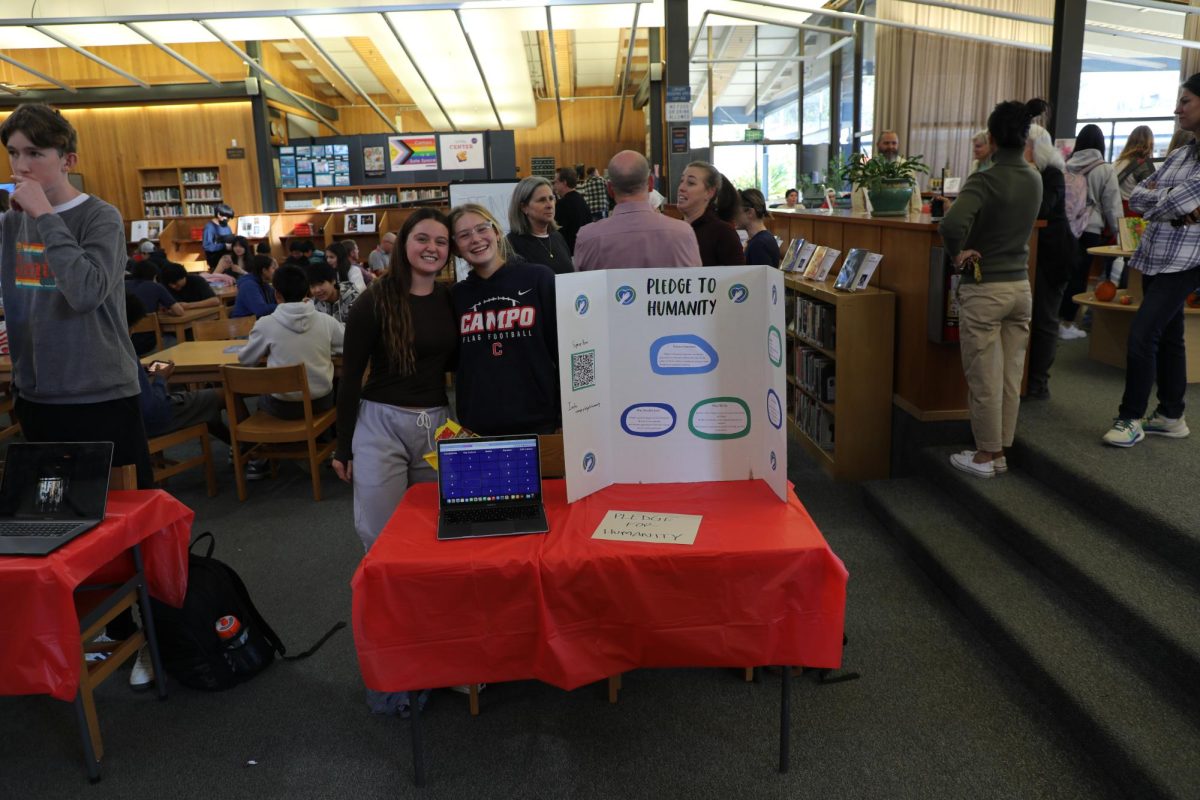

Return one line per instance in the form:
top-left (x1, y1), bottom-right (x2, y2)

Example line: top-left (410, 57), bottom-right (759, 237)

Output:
top-left (0, 490), bottom-right (193, 701)
top-left (353, 480), bottom-right (847, 692)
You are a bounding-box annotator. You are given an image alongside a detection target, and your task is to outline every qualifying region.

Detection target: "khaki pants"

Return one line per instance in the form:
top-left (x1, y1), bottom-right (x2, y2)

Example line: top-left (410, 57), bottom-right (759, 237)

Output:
top-left (958, 280), bottom-right (1032, 452)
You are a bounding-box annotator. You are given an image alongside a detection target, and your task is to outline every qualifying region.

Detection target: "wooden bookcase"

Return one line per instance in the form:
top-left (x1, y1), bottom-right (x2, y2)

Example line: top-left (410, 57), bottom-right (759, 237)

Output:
top-left (277, 182), bottom-right (449, 213)
top-left (784, 274), bottom-right (895, 481)
top-left (139, 166), bottom-right (224, 219)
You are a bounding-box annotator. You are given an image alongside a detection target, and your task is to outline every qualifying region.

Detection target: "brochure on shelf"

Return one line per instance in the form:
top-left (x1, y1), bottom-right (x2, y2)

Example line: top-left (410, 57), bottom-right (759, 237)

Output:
top-left (556, 266), bottom-right (788, 503)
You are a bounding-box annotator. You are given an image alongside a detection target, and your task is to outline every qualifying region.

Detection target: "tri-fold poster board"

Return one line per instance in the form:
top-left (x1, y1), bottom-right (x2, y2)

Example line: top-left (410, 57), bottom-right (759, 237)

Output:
top-left (556, 266), bottom-right (788, 503)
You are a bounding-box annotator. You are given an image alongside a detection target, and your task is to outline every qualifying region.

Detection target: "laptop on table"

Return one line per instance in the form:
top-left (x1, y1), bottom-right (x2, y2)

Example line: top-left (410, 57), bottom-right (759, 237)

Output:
top-left (0, 442), bottom-right (114, 556)
top-left (437, 434), bottom-right (549, 540)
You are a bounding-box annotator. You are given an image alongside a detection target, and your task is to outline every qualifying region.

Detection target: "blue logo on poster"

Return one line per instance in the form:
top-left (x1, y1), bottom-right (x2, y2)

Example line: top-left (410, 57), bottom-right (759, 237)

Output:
top-left (728, 284), bottom-right (748, 303)
top-left (582, 452), bottom-right (596, 472)
top-left (771, 285), bottom-right (778, 304)
top-left (771, 451), bottom-right (777, 470)
top-left (575, 294), bottom-right (589, 315)
top-left (615, 285), bottom-right (636, 305)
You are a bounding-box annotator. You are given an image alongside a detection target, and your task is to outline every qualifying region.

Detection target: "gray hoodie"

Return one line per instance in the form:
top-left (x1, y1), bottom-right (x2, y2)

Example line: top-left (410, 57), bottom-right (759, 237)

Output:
top-left (1066, 149), bottom-right (1122, 236)
top-left (238, 301), bottom-right (344, 401)
top-left (0, 195), bottom-right (139, 404)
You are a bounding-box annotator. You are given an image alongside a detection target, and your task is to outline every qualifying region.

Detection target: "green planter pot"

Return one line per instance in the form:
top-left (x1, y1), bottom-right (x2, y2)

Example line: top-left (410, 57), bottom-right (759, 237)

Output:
top-left (867, 181), bottom-right (913, 217)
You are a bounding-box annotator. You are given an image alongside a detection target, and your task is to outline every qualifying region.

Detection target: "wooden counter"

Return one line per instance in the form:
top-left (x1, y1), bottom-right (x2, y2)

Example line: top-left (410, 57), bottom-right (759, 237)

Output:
top-left (767, 208), bottom-right (1039, 421)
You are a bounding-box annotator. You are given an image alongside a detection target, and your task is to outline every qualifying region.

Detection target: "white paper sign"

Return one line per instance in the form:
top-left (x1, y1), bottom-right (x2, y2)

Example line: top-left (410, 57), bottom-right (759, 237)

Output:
top-left (556, 266), bottom-right (788, 504)
top-left (666, 102), bottom-right (691, 123)
top-left (591, 510), bottom-right (702, 545)
top-left (237, 215), bottom-right (271, 238)
top-left (439, 133), bottom-right (486, 171)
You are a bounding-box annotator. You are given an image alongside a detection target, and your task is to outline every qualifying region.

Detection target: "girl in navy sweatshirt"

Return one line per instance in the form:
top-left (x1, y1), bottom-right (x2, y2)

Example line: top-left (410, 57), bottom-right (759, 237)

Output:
top-left (449, 203), bottom-right (560, 435)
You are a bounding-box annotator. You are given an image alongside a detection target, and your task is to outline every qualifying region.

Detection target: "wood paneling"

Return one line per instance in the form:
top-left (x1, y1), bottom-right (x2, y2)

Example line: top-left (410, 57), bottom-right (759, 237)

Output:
top-left (514, 97), bottom-right (644, 176)
top-left (336, 102), bottom-right (432, 135)
top-left (260, 44), bottom-right (332, 103)
top-left (0, 43), bottom-right (247, 89)
top-left (0, 101), bottom-right (261, 229)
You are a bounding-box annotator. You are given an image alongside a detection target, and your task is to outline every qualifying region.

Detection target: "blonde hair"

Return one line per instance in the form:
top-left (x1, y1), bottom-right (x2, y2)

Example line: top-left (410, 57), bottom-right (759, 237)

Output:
top-left (448, 203), bottom-right (513, 264)
top-left (1117, 125), bottom-right (1155, 163)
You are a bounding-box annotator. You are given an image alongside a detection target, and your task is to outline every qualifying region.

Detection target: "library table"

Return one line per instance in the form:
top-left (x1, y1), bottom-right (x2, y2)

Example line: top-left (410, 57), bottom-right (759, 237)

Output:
top-left (353, 479), bottom-right (848, 785)
top-left (157, 306), bottom-right (222, 341)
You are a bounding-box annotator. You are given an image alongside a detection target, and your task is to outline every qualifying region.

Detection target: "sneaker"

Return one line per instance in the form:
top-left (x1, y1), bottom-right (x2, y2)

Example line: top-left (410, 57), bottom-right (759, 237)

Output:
top-left (244, 459), bottom-right (269, 481)
top-left (86, 633), bottom-right (116, 663)
top-left (1058, 323), bottom-right (1088, 341)
top-left (949, 450), bottom-right (995, 479)
top-left (398, 689), bottom-right (431, 719)
top-left (129, 644), bottom-right (154, 691)
top-left (1143, 412), bottom-right (1189, 438)
top-left (992, 456), bottom-right (1008, 474)
top-left (449, 683), bottom-right (486, 694)
top-left (1102, 418), bottom-right (1145, 448)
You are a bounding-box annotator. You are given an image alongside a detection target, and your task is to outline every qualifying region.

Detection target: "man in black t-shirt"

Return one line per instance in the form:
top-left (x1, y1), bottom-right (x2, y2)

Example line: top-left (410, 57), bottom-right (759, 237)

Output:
top-left (552, 167), bottom-right (592, 255)
top-left (160, 261), bottom-right (219, 310)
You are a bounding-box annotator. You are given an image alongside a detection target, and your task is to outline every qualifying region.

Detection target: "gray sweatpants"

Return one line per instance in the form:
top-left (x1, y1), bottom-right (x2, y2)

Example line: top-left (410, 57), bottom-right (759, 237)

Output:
top-left (352, 400), bottom-right (449, 551)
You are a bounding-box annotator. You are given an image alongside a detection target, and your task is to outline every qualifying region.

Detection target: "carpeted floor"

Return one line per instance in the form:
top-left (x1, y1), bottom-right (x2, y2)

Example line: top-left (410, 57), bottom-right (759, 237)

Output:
top-left (0, 338), bottom-right (1146, 799)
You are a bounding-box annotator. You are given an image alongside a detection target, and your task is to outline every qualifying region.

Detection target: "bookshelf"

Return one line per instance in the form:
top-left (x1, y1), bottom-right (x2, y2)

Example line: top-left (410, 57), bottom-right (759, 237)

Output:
top-left (139, 166), bottom-right (224, 219)
top-left (277, 182), bottom-right (449, 213)
top-left (784, 274), bottom-right (895, 481)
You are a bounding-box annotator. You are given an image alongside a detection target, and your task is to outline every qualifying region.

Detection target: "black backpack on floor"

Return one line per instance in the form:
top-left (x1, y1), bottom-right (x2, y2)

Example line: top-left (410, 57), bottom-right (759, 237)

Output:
top-left (149, 532), bottom-right (343, 691)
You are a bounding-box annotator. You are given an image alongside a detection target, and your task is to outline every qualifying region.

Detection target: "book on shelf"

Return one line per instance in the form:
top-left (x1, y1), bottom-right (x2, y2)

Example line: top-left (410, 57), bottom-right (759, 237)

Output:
top-left (802, 245), bottom-right (827, 279)
top-left (849, 252), bottom-right (883, 292)
top-left (779, 238), bottom-right (803, 272)
top-left (793, 242), bottom-right (818, 275)
top-left (795, 394), bottom-right (835, 450)
top-left (793, 295), bottom-right (836, 349)
top-left (833, 248), bottom-right (867, 290)
top-left (811, 248), bottom-right (841, 282)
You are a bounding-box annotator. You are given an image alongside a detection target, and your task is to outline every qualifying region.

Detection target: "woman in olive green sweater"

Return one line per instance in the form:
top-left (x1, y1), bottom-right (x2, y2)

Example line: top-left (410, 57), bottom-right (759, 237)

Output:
top-left (938, 99), bottom-right (1046, 478)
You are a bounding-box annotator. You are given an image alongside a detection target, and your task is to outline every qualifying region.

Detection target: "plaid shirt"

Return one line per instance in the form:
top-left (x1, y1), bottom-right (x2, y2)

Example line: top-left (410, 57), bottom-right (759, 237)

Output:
top-left (1129, 145), bottom-right (1200, 276)
top-left (580, 176), bottom-right (610, 216)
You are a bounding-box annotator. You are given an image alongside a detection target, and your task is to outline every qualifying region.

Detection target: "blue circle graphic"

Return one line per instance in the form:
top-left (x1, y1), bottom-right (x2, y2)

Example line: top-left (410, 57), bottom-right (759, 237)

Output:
top-left (728, 284), bottom-right (749, 303)
top-left (575, 294), bottom-right (589, 315)
top-left (583, 452), bottom-right (596, 472)
top-left (615, 286), bottom-right (636, 305)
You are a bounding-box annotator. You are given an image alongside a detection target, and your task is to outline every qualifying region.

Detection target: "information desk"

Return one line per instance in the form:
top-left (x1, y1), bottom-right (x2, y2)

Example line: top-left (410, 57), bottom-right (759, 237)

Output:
top-left (0, 490), bottom-right (192, 701)
top-left (767, 209), bottom-right (1040, 421)
top-left (353, 479), bottom-right (848, 782)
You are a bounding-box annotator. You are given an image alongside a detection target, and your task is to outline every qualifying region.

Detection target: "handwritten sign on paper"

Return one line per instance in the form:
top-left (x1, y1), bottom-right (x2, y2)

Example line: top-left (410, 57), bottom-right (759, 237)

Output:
top-left (591, 510), bottom-right (702, 546)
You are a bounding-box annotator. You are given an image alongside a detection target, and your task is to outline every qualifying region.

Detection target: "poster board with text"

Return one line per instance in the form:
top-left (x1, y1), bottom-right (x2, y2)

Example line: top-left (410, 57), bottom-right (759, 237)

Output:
top-left (557, 266), bottom-right (787, 503)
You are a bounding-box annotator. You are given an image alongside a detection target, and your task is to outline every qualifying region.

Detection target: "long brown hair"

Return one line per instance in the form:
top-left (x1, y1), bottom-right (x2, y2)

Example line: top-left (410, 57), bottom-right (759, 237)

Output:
top-left (1117, 125), bottom-right (1154, 163)
top-left (374, 207), bottom-right (451, 375)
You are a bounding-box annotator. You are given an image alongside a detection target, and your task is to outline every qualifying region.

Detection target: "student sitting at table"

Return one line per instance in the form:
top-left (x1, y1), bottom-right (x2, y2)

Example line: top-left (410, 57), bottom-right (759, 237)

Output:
top-left (325, 240), bottom-right (368, 293)
top-left (212, 235), bottom-right (251, 278)
top-left (125, 259), bottom-right (184, 354)
top-left (283, 237), bottom-right (324, 270)
top-left (307, 261), bottom-right (360, 324)
top-left (160, 261), bottom-right (220, 311)
top-left (238, 263), bottom-right (344, 419)
top-left (231, 254), bottom-right (278, 319)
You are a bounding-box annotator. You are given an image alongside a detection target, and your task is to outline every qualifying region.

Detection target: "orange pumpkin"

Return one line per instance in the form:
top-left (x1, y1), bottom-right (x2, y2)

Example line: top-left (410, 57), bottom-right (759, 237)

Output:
top-left (1095, 281), bottom-right (1118, 302)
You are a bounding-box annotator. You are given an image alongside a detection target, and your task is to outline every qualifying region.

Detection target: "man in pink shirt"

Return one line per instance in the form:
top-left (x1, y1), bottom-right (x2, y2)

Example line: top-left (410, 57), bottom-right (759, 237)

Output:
top-left (574, 151), bottom-right (702, 270)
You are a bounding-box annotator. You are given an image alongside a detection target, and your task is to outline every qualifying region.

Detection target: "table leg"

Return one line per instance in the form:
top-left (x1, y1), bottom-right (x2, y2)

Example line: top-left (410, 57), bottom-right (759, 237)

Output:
top-left (409, 690), bottom-right (426, 788)
top-left (779, 665), bottom-right (791, 774)
top-left (468, 684), bottom-right (480, 716)
top-left (133, 545), bottom-right (168, 700)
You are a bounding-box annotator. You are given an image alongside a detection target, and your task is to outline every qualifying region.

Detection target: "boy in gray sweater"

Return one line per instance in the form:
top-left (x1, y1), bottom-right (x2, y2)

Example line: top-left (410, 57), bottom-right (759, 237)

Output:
top-left (0, 103), bottom-right (153, 487)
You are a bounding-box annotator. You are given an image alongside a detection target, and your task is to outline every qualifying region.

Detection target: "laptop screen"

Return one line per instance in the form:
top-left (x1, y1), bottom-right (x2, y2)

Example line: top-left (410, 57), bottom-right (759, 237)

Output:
top-left (438, 436), bottom-right (541, 507)
top-left (0, 442), bottom-right (114, 520)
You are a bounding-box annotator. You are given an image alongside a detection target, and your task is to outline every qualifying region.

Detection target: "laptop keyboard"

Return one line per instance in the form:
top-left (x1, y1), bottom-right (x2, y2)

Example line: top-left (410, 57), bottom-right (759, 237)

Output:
top-left (0, 521), bottom-right (79, 537)
top-left (444, 505), bottom-right (541, 525)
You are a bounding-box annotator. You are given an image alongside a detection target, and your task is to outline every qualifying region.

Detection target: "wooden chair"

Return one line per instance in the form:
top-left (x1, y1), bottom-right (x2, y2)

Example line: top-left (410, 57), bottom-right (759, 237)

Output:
top-left (194, 316), bottom-right (254, 341)
top-left (220, 364), bottom-right (336, 501)
top-left (148, 423), bottom-right (217, 497)
top-left (130, 312), bottom-right (163, 353)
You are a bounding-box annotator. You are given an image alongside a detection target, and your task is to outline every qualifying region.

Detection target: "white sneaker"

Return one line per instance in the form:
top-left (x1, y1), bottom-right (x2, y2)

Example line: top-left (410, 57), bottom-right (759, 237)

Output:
top-left (1058, 323), bottom-right (1088, 341)
top-left (129, 644), bottom-right (154, 691)
top-left (1143, 413), bottom-right (1189, 438)
top-left (1102, 418), bottom-right (1145, 448)
top-left (992, 456), bottom-right (1007, 474)
top-left (86, 633), bottom-right (116, 663)
top-left (449, 683), bottom-right (486, 694)
top-left (949, 450), bottom-right (996, 479)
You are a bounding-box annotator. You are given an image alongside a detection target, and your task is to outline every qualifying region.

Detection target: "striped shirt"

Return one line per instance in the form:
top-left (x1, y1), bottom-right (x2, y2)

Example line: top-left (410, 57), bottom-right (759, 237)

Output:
top-left (1129, 145), bottom-right (1200, 276)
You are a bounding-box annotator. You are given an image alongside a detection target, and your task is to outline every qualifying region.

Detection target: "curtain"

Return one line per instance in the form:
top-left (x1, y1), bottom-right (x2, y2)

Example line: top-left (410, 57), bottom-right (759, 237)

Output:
top-left (1182, 0), bottom-right (1200, 82)
top-left (874, 0), bottom-right (1051, 184)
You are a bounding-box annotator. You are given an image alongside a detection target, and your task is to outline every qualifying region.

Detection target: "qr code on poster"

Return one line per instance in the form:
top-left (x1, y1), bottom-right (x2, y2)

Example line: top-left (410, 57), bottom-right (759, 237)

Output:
top-left (571, 349), bottom-right (596, 391)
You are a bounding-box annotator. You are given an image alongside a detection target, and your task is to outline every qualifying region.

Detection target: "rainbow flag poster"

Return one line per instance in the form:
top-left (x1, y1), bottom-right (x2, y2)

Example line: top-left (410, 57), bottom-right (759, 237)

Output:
top-left (388, 136), bottom-right (438, 172)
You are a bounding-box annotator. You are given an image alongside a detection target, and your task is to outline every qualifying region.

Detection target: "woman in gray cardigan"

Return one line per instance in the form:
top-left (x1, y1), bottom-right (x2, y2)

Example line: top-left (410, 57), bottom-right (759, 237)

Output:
top-left (938, 99), bottom-right (1046, 478)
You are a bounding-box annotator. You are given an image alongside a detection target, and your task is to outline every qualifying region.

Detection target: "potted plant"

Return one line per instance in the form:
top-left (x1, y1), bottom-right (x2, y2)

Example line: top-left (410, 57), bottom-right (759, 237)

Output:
top-left (838, 152), bottom-right (930, 216)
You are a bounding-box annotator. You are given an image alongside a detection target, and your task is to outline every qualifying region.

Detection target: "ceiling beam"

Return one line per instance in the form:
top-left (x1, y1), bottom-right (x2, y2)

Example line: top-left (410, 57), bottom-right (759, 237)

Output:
top-left (123, 22), bottom-right (221, 86)
top-left (691, 25), bottom-right (736, 115)
top-left (31, 25), bottom-right (150, 89)
top-left (0, 52), bottom-right (76, 93)
top-left (744, 37), bottom-right (801, 114)
top-left (380, 11), bottom-right (456, 131)
top-left (289, 19), bottom-right (399, 134)
top-left (285, 39), bottom-right (358, 104)
top-left (616, 2), bottom-right (642, 138)
top-left (346, 36), bottom-right (412, 107)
